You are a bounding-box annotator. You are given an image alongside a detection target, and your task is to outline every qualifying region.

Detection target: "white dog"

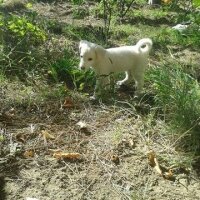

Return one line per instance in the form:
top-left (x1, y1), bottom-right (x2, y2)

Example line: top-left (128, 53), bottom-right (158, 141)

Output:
top-left (79, 38), bottom-right (152, 98)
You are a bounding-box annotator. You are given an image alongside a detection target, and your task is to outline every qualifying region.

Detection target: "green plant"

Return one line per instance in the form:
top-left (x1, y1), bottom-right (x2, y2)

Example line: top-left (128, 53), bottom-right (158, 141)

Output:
top-left (71, 0), bottom-right (84, 5)
top-left (97, 0), bottom-right (136, 42)
top-left (1, 14), bottom-right (46, 46)
top-left (0, 13), bottom-right (48, 77)
top-left (49, 50), bottom-right (95, 92)
top-left (147, 64), bottom-right (200, 132)
top-left (72, 6), bottom-right (89, 19)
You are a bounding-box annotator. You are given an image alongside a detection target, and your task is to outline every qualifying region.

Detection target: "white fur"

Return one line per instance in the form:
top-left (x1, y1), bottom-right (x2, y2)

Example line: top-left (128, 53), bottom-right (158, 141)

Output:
top-left (79, 38), bottom-right (152, 98)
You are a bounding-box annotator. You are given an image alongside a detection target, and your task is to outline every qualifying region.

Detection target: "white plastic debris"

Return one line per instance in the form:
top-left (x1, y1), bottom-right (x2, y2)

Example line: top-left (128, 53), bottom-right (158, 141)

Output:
top-left (172, 24), bottom-right (189, 32)
top-left (26, 198), bottom-right (39, 200)
top-left (76, 121), bottom-right (87, 129)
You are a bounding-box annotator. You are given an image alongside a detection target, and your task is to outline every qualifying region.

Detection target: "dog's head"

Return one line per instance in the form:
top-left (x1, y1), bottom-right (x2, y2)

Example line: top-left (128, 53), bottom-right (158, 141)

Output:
top-left (79, 40), bottom-right (106, 70)
top-left (79, 40), bottom-right (96, 70)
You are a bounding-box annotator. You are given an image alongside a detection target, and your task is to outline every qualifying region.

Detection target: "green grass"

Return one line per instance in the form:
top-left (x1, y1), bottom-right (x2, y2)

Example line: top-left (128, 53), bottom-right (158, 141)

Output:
top-left (146, 63), bottom-right (200, 150)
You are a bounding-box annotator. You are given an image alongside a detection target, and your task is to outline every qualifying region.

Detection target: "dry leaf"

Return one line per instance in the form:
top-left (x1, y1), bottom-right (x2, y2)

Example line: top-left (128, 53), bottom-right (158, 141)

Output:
top-left (147, 151), bottom-right (175, 180)
top-left (53, 152), bottom-right (82, 160)
top-left (63, 97), bottom-right (74, 108)
top-left (147, 150), bottom-right (156, 167)
top-left (163, 169), bottom-right (174, 180)
top-left (2, 108), bottom-right (15, 120)
top-left (147, 150), bottom-right (162, 176)
top-left (111, 155), bottom-right (120, 165)
top-left (16, 133), bottom-right (27, 143)
top-left (41, 130), bottom-right (55, 140)
top-left (24, 150), bottom-right (34, 158)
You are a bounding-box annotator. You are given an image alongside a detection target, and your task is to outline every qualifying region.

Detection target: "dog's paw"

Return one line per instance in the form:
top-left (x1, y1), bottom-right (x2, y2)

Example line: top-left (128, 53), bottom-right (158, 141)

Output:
top-left (89, 95), bottom-right (97, 101)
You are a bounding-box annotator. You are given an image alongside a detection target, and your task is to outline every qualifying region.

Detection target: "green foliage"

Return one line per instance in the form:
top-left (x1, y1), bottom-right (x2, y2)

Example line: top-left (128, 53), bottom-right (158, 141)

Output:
top-left (193, 0), bottom-right (200, 7)
top-left (72, 6), bottom-right (89, 19)
top-left (148, 64), bottom-right (200, 133)
top-left (153, 27), bottom-right (200, 48)
top-left (63, 24), bottom-right (104, 44)
top-left (49, 50), bottom-right (95, 91)
top-left (1, 14), bottom-right (46, 45)
top-left (95, 0), bottom-right (136, 42)
top-left (0, 13), bottom-right (48, 76)
top-left (71, 0), bottom-right (84, 5)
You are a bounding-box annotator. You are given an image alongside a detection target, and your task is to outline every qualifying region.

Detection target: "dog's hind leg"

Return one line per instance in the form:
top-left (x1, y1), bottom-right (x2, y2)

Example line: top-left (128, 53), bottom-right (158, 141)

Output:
top-left (133, 72), bottom-right (144, 96)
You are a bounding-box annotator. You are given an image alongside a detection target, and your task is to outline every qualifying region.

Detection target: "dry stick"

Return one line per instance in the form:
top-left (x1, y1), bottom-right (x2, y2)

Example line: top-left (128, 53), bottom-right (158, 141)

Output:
top-left (102, 0), bottom-right (112, 43)
top-left (79, 178), bottom-right (97, 199)
top-left (121, 0), bottom-right (135, 20)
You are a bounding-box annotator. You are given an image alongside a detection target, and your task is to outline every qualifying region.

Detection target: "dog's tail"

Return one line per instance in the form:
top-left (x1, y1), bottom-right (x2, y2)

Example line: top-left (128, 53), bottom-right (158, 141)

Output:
top-left (136, 38), bottom-right (152, 54)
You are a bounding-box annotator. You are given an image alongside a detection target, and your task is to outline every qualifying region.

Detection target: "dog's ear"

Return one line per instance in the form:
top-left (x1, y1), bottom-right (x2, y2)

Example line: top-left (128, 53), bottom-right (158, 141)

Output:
top-left (94, 45), bottom-right (106, 59)
top-left (79, 40), bottom-right (85, 52)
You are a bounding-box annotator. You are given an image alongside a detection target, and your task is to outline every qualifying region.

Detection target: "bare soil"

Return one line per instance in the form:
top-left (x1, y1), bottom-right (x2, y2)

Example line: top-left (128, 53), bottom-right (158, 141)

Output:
top-left (0, 1), bottom-right (200, 200)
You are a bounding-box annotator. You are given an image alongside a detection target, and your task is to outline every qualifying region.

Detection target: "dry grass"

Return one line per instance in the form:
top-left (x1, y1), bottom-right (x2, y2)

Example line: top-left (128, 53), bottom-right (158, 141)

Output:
top-left (1, 1), bottom-right (200, 199)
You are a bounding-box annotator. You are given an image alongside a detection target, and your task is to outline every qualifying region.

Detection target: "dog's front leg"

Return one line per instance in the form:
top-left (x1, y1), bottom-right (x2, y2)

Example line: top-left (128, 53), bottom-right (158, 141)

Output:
top-left (91, 75), bottom-right (110, 100)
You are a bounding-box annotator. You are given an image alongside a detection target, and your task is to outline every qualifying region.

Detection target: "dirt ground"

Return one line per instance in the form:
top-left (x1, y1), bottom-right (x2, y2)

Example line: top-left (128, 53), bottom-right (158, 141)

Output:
top-left (0, 1), bottom-right (200, 200)
top-left (1, 95), bottom-right (200, 200)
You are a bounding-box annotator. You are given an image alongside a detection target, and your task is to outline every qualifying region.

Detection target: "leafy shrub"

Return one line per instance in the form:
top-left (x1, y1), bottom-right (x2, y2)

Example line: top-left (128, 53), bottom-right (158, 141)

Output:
top-left (0, 13), bottom-right (47, 76)
top-left (1, 14), bottom-right (46, 49)
top-left (6, 15), bottom-right (46, 42)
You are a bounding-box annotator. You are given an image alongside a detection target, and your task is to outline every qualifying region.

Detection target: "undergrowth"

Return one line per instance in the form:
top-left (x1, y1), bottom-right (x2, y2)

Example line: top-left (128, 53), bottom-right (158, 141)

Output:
top-left (49, 49), bottom-right (95, 91)
top-left (147, 64), bottom-right (200, 150)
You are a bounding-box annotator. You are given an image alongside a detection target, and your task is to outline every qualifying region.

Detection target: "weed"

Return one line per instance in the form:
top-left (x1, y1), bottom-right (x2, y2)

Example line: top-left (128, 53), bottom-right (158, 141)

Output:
top-left (147, 64), bottom-right (200, 148)
top-left (0, 13), bottom-right (47, 78)
top-left (0, 69), bottom-right (5, 83)
top-left (63, 24), bottom-right (104, 43)
top-left (72, 6), bottom-right (89, 19)
top-left (49, 49), bottom-right (95, 92)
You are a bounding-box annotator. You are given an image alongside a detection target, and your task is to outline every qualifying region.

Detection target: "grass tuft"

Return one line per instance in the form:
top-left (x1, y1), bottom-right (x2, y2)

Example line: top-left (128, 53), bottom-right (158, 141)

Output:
top-left (147, 64), bottom-right (200, 150)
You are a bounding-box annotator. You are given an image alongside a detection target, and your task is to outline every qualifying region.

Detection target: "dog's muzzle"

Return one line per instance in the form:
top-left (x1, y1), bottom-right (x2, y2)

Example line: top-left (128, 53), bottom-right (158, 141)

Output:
top-left (79, 61), bottom-right (85, 70)
top-left (79, 64), bottom-right (85, 70)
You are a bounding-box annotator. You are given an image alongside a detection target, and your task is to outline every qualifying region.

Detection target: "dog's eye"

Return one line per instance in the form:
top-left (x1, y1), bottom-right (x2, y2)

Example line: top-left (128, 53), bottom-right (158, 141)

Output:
top-left (88, 58), bottom-right (93, 61)
top-left (80, 55), bottom-right (83, 58)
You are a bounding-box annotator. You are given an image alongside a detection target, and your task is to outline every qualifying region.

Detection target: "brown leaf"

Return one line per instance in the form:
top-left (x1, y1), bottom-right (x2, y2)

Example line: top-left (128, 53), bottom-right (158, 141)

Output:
top-left (111, 155), bottom-right (120, 165)
top-left (16, 133), bottom-right (27, 143)
top-left (147, 150), bottom-right (156, 167)
top-left (41, 130), bottom-right (55, 140)
top-left (53, 152), bottom-right (82, 160)
top-left (147, 150), bottom-right (162, 176)
top-left (163, 169), bottom-right (174, 180)
top-left (62, 97), bottom-right (74, 109)
top-left (24, 150), bottom-right (34, 158)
